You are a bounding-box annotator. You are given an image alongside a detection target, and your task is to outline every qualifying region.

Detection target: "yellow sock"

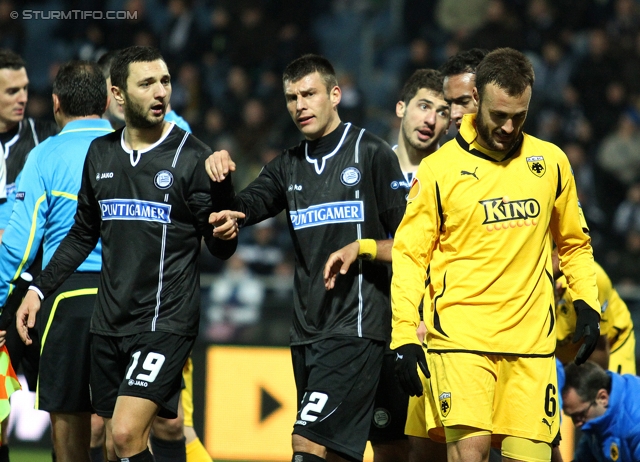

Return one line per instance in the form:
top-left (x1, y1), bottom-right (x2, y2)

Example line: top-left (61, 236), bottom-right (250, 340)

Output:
top-left (186, 437), bottom-right (212, 462)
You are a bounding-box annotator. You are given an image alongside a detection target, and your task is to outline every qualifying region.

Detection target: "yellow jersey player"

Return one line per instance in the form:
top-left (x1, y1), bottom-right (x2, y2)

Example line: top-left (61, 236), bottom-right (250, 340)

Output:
top-left (391, 48), bottom-right (599, 462)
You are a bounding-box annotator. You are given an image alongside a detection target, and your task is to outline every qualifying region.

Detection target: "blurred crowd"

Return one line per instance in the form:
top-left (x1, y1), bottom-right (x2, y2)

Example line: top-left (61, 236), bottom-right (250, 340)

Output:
top-left (3, 0), bottom-right (640, 343)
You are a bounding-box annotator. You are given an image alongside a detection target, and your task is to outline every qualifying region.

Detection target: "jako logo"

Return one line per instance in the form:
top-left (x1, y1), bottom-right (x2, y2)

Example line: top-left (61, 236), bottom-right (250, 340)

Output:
top-left (480, 197), bottom-right (540, 225)
top-left (127, 379), bottom-right (148, 387)
top-left (96, 172), bottom-right (114, 180)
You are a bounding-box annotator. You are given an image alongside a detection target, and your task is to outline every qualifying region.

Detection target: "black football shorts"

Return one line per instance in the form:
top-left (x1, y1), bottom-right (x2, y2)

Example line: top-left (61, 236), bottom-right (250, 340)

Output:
top-left (368, 350), bottom-right (409, 443)
top-left (91, 331), bottom-right (194, 419)
top-left (291, 336), bottom-right (384, 461)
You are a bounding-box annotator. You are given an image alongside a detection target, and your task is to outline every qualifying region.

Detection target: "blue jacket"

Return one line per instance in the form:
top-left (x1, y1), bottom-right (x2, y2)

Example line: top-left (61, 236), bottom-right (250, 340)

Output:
top-left (577, 372), bottom-right (640, 462)
top-left (0, 119), bottom-right (113, 304)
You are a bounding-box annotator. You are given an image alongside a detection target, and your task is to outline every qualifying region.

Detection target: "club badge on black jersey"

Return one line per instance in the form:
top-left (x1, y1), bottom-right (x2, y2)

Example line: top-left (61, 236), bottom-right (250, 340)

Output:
top-left (154, 170), bottom-right (174, 189)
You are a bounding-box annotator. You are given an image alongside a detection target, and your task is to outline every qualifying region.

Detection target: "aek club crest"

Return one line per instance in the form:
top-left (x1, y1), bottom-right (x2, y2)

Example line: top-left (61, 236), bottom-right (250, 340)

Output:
top-left (526, 156), bottom-right (546, 178)
top-left (439, 391), bottom-right (451, 417)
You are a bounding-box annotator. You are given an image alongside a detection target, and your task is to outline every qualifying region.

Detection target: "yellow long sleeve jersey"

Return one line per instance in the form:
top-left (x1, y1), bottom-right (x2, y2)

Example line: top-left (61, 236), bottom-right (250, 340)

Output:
top-left (391, 114), bottom-right (599, 356)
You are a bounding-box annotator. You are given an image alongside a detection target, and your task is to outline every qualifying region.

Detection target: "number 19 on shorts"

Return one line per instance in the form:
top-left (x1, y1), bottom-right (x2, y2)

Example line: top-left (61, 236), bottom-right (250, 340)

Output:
top-left (126, 350), bottom-right (166, 387)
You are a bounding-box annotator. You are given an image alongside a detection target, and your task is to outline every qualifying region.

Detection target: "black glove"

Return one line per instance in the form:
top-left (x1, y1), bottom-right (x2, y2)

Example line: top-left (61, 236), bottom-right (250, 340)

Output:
top-left (394, 343), bottom-right (429, 397)
top-left (572, 300), bottom-right (600, 365)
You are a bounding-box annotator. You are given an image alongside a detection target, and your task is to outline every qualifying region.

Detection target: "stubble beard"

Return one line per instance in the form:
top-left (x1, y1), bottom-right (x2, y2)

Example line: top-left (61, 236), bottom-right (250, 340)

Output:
top-left (476, 108), bottom-right (519, 152)
top-left (123, 94), bottom-right (164, 129)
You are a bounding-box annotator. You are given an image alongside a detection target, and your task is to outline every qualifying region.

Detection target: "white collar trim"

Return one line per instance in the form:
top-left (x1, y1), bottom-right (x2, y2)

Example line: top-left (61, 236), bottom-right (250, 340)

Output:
top-left (305, 123), bottom-right (351, 174)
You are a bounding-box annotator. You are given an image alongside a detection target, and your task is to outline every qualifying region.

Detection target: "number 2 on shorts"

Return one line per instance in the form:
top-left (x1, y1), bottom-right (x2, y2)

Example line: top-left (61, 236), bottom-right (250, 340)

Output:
top-left (300, 392), bottom-right (329, 422)
top-left (125, 350), bottom-right (166, 383)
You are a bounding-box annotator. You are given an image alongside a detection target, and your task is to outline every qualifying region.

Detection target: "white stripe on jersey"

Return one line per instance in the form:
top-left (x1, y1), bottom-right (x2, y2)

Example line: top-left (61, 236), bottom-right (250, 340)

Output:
top-left (354, 129), bottom-right (365, 337)
top-left (357, 222), bottom-right (363, 337)
top-left (354, 128), bottom-right (365, 163)
top-left (152, 224), bottom-right (168, 331)
top-left (172, 132), bottom-right (189, 168)
top-left (29, 118), bottom-right (39, 145)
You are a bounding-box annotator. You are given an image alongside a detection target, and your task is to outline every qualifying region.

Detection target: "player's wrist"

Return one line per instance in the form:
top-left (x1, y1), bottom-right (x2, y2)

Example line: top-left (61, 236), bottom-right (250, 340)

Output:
top-left (356, 239), bottom-right (377, 261)
top-left (28, 286), bottom-right (44, 301)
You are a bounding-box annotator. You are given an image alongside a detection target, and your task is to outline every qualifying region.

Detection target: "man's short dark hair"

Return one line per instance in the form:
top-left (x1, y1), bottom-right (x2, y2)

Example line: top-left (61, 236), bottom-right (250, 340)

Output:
top-left (97, 50), bottom-right (120, 79)
top-left (475, 48), bottom-right (535, 99)
top-left (439, 48), bottom-right (488, 78)
top-left (0, 49), bottom-right (26, 71)
top-left (563, 361), bottom-right (612, 402)
top-left (399, 69), bottom-right (444, 104)
top-left (53, 61), bottom-right (107, 117)
top-left (282, 54), bottom-right (338, 93)
top-left (110, 46), bottom-right (164, 90)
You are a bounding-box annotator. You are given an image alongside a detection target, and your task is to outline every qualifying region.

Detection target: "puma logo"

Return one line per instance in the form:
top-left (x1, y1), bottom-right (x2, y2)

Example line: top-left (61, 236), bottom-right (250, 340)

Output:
top-left (542, 418), bottom-right (553, 433)
top-left (461, 167), bottom-right (479, 180)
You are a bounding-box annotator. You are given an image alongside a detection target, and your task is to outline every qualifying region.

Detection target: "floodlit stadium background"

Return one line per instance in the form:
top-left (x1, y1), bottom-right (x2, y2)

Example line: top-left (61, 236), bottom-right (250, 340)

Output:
top-left (5, 0), bottom-right (640, 459)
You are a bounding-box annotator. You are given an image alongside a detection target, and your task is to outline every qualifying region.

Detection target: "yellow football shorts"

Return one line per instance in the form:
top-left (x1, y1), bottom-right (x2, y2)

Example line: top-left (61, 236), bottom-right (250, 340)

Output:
top-left (428, 352), bottom-right (559, 445)
top-left (404, 366), bottom-right (445, 443)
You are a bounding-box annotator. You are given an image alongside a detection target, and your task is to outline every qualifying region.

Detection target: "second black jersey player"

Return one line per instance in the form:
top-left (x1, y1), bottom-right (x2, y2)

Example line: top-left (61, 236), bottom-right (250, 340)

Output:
top-left (208, 54), bottom-right (406, 462)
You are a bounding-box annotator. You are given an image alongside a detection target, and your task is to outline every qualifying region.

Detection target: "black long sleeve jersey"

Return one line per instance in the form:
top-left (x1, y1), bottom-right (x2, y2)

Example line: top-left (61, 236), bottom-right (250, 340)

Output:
top-left (1, 118), bottom-right (58, 186)
top-left (235, 123), bottom-right (407, 345)
top-left (33, 124), bottom-right (237, 336)
top-left (0, 118), bottom-right (58, 222)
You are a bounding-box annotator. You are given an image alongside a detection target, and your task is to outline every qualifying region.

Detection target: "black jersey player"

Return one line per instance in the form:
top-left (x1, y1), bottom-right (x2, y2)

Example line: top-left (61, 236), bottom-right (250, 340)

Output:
top-left (209, 54), bottom-right (407, 462)
top-left (15, 46), bottom-right (237, 462)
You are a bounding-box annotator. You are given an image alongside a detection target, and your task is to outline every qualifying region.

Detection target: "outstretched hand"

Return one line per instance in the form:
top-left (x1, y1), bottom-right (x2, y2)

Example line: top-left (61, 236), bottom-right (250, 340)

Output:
top-left (323, 241), bottom-right (360, 290)
top-left (209, 210), bottom-right (246, 240)
top-left (16, 290), bottom-right (41, 345)
top-left (205, 150), bottom-right (236, 182)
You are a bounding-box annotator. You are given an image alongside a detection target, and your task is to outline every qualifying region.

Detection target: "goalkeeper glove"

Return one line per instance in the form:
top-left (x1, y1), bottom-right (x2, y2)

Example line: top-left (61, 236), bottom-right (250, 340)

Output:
top-left (572, 300), bottom-right (600, 365)
top-left (394, 343), bottom-right (429, 397)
